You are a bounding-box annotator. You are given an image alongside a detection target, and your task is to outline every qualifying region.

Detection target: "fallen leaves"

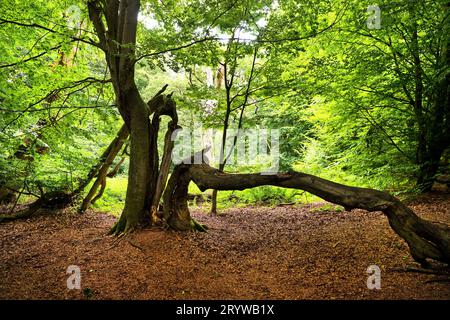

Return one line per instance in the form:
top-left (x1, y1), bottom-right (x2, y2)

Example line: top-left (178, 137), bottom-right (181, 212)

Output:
top-left (0, 192), bottom-right (449, 299)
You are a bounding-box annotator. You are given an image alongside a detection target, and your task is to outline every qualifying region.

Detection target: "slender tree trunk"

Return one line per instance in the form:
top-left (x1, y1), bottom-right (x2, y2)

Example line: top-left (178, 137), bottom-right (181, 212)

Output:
top-left (79, 124), bottom-right (129, 211)
top-left (107, 153), bottom-right (127, 178)
top-left (91, 179), bottom-right (106, 204)
top-left (210, 47), bottom-right (257, 214)
top-left (210, 102), bottom-right (230, 214)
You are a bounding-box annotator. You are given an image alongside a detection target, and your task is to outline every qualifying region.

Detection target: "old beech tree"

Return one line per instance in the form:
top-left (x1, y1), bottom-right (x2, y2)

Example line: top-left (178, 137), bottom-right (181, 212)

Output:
top-left (81, 0), bottom-right (450, 266)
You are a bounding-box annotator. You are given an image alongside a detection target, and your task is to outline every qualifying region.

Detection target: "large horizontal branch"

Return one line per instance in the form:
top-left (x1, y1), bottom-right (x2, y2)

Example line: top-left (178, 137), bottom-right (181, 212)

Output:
top-left (189, 165), bottom-right (395, 211)
top-left (163, 162), bottom-right (450, 266)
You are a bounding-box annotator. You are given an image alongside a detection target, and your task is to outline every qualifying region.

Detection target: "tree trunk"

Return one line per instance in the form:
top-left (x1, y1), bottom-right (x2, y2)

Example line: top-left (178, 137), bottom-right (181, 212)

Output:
top-left (149, 116), bottom-right (180, 223)
top-left (210, 189), bottom-right (219, 214)
top-left (110, 90), bottom-right (178, 234)
top-left (163, 161), bottom-right (450, 265)
top-left (210, 47), bottom-right (256, 214)
top-left (416, 148), bottom-right (443, 192)
top-left (88, 0), bottom-right (165, 234)
top-left (413, 1), bottom-right (450, 191)
top-left (110, 88), bottom-right (151, 234)
top-left (210, 111), bottom-right (229, 215)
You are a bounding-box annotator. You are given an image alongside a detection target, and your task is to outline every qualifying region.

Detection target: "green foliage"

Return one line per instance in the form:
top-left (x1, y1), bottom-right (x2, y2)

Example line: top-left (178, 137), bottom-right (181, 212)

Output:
top-left (1, 0), bottom-right (447, 215)
top-left (0, 0), bottom-right (120, 198)
top-left (223, 187), bottom-right (301, 205)
top-left (214, 187), bottom-right (321, 209)
top-left (187, 182), bottom-right (320, 209)
top-left (269, 0), bottom-right (449, 191)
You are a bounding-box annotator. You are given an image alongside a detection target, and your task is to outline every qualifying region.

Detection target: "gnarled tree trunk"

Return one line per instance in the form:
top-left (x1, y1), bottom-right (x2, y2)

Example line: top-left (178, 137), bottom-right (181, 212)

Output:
top-left (88, 0), bottom-right (181, 234)
top-left (109, 90), bottom-right (178, 234)
top-left (88, 0), bottom-right (151, 234)
top-left (163, 161), bottom-right (450, 266)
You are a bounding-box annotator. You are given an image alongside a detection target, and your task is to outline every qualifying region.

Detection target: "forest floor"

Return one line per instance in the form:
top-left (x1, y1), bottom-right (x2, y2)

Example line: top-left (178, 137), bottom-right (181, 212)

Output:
top-left (0, 192), bottom-right (449, 300)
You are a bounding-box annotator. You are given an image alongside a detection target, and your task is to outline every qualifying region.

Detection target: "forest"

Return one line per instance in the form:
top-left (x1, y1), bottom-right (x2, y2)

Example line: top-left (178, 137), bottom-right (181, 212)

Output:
top-left (0, 0), bottom-right (449, 301)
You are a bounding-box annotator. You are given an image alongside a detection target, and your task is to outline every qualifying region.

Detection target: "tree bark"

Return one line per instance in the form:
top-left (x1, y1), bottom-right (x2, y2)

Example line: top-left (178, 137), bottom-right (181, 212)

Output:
top-left (110, 88), bottom-right (151, 234)
top-left (107, 152), bottom-right (127, 178)
top-left (109, 90), bottom-right (178, 234)
top-left (150, 116), bottom-right (180, 223)
top-left (164, 161), bottom-right (450, 265)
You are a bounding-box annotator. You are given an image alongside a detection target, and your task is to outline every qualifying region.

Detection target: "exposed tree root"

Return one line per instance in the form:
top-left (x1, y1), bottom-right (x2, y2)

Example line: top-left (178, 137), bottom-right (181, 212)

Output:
top-left (109, 214), bottom-right (128, 235)
top-left (392, 264), bottom-right (450, 275)
top-left (405, 267), bottom-right (450, 276)
top-left (126, 239), bottom-right (146, 252)
top-left (424, 278), bottom-right (450, 283)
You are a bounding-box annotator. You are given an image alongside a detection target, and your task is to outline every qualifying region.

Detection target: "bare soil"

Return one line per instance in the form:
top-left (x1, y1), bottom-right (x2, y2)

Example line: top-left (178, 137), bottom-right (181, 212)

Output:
top-left (1, 193), bottom-right (449, 300)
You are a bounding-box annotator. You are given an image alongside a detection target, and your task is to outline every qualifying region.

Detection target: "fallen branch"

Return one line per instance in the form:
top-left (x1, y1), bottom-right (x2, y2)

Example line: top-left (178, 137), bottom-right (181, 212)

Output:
top-left (163, 161), bottom-right (450, 265)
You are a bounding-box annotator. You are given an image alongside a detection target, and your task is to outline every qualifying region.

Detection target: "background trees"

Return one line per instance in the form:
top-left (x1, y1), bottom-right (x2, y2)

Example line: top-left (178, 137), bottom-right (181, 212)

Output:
top-left (281, 0), bottom-right (450, 192)
top-left (0, 0), bottom-right (120, 206)
top-left (0, 1), bottom-right (448, 245)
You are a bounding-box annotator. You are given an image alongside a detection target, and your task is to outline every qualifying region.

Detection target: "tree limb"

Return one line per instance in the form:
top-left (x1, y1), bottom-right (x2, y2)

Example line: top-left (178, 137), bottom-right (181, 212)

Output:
top-left (163, 162), bottom-right (450, 266)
